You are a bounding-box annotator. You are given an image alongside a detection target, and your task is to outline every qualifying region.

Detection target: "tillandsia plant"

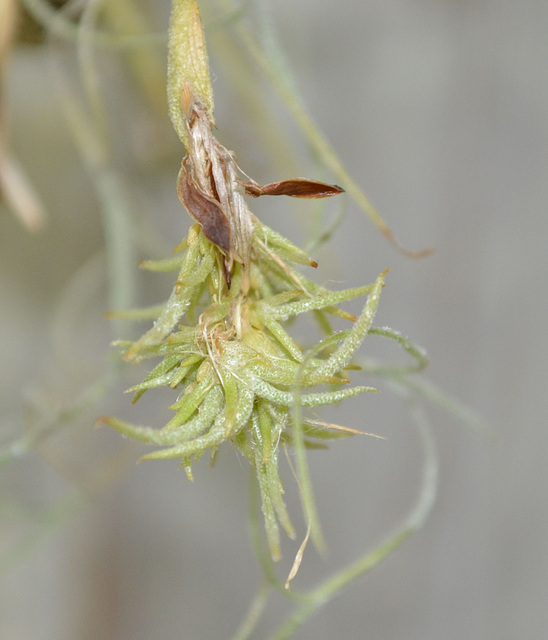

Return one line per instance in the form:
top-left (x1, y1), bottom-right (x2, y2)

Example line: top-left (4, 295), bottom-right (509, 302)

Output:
top-left (0, 3), bottom-right (486, 636)
top-left (101, 0), bottom-right (390, 565)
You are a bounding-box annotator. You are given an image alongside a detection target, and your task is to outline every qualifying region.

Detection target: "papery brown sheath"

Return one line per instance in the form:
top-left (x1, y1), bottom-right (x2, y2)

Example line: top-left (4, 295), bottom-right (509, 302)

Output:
top-left (176, 157), bottom-right (231, 254)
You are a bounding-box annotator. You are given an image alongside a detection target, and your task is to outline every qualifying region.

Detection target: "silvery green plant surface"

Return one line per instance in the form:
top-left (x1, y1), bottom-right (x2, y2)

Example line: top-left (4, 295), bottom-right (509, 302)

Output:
top-left (101, 0), bottom-right (390, 563)
top-left (93, 1), bottom-right (444, 636)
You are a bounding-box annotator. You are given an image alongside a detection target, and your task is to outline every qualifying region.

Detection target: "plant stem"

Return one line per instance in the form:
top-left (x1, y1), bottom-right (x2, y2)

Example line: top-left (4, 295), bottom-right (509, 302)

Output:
top-left (270, 401), bottom-right (438, 639)
top-left (230, 581), bottom-right (270, 640)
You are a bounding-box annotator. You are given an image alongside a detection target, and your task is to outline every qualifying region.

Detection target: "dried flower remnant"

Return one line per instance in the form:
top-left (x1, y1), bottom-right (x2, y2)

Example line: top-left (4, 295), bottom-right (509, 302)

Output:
top-left (242, 177), bottom-right (344, 199)
top-left (101, 0), bottom-right (391, 562)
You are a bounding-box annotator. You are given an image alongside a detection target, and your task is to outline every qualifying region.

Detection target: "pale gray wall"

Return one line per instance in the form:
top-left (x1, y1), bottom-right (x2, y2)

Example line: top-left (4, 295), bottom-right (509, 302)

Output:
top-left (1, 1), bottom-right (547, 638)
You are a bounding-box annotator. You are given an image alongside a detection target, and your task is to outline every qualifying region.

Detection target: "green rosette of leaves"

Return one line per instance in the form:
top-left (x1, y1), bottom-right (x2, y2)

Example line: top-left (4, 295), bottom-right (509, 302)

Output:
top-left (100, 0), bottom-right (388, 562)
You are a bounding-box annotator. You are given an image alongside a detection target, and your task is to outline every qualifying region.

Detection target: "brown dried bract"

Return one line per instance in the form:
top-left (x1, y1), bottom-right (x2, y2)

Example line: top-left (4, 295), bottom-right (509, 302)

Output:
top-left (242, 178), bottom-right (344, 199)
top-left (177, 158), bottom-right (231, 254)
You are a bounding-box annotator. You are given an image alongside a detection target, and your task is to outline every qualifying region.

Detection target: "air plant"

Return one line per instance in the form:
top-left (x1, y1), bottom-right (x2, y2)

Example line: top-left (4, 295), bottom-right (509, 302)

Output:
top-left (1, 3), bottom-right (483, 637)
top-left (101, 0), bottom-right (390, 564)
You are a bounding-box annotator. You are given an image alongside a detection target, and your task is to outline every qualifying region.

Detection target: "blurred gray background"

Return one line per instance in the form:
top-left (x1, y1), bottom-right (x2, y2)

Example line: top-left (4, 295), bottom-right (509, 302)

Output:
top-left (1, 0), bottom-right (547, 638)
